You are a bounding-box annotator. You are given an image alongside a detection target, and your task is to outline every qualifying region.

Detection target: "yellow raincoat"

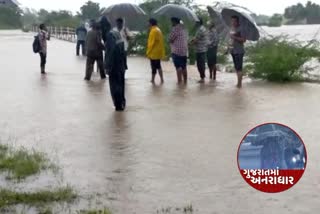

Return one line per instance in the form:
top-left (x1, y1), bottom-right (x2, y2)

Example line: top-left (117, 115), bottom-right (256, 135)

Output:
top-left (146, 26), bottom-right (165, 60)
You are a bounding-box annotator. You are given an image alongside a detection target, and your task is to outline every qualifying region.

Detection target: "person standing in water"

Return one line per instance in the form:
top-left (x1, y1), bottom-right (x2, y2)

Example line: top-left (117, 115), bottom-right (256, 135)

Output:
top-left (146, 18), bottom-right (166, 84)
top-left (84, 22), bottom-right (106, 81)
top-left (169, 17), bottom-right (189, 84)
top-left (100, 16), bottom-right (111, 74)
top-left (75, 23), bottom-right (87, 56)
top-left (38, 24), bottom-right (49, 74)
top-left (207, 22), bottom-right (219, 80)
top-left (105, 28), bottom-right (127, 111)
top-left (113, 18), bottom-right (131, 71)
top-left (190, 18), bottom-right (208, 83)
top-left (229, 15), bottom-right (246, 88)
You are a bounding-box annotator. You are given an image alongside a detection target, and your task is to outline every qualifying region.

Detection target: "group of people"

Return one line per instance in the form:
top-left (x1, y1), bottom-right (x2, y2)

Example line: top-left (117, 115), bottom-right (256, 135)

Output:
top-left (36, 18), bottom-right (129, 111)
top-left (35, 15), bottom-right (246, 112)
top-left (146, 15), bottom-right (246, 88)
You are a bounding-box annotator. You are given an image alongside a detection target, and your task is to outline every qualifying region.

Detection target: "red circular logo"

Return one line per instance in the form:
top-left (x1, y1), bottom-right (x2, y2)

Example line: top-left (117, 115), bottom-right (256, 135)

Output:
top-left (237, 123), bottom-right (307, 193)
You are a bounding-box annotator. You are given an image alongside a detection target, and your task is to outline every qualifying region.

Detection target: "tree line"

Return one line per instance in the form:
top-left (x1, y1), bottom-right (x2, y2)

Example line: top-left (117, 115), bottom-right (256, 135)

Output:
top-left (0, 1), bottom-right (103, 30)
top-left (1, 0), bottom-right (320, 30)
top-left (254, 1), bottom-right (320, 27)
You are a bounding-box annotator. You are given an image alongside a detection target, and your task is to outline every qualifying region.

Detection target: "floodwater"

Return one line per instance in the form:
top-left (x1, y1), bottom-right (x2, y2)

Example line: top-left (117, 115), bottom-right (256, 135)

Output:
top-left (262, 24), bottom-right (320, 41)
top-left (0, 29), bottom-right (320, 213)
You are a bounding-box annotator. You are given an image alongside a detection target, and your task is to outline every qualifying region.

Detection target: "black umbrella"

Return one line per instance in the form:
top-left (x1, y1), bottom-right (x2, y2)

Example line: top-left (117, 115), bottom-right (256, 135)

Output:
top-left (221, 6), bottom-right (260, 41)
top-left (153, 4), bottom-right (199, 22)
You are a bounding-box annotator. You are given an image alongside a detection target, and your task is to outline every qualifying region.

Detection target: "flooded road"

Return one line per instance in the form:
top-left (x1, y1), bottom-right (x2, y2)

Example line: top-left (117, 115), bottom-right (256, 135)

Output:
top-left (1, 31), bottom-right (320, 213)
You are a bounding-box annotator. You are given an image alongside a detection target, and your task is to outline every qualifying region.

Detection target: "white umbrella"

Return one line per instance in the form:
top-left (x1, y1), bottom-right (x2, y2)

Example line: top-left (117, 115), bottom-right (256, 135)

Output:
top-left (153, 4), bottom-right (199, 22)
top-left (221, 6), bottom-right (260, 41)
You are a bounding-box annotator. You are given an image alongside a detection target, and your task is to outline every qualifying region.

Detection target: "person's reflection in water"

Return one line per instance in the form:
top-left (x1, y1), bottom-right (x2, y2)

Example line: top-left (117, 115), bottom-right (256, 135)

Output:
top-left (106, 112), bottom-right (134, 213)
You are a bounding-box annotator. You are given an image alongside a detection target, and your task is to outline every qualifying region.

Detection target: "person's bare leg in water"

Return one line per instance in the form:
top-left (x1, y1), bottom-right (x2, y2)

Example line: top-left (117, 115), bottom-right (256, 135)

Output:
top-left (176, 67), bottom-right (182, 84)
top-left (158, 68), bottom-right (164, 84)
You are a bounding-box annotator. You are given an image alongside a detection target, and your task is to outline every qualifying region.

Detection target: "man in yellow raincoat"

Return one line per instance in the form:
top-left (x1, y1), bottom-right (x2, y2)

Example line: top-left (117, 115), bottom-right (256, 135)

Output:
top-left (146, 18), bottom-right (166, 84)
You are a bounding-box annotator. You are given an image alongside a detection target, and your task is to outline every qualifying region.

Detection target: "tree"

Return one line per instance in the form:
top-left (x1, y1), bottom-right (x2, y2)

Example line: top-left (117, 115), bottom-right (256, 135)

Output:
top-left (0, 6), bottom-right (21, 29)
top-left (284, 3), bottom-right (305, 20)
top-left (38, 9), bottom-right (50, 23)
top-left (305, 1), bottom-right (320, 24)
top-left (284, 1), bottom-right (320, 24)
top-left (268, 14), bottom-right (283, 27)
top-left (21, 8), bottom-right (38, 29)
top-left (78, 1), bottom-right (101, 20)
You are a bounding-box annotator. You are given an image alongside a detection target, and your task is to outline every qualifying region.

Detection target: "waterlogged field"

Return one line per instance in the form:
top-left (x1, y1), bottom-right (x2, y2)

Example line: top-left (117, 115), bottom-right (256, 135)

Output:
top-left (0, 28), bottom-right (320, 213)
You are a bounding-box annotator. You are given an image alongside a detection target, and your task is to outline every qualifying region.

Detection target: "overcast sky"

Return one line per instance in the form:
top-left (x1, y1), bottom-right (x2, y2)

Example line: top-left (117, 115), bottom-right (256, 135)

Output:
top-left (18, 0), bottom-right (317, 15)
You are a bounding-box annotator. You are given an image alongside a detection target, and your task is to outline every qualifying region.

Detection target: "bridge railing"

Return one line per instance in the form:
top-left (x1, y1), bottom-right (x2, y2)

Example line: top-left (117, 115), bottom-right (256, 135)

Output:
top-left (32, 26), bottom-right (77, 43)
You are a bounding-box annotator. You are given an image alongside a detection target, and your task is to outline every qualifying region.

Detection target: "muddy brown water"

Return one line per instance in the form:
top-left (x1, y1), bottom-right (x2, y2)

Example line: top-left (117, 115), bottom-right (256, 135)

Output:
top-left (1, 30), bottom-right (320, 213)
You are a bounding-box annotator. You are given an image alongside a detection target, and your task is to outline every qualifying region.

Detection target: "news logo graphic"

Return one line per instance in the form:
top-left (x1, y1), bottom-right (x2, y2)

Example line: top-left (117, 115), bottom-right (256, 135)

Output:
top-left (237, 123), bottom-right (307, 193)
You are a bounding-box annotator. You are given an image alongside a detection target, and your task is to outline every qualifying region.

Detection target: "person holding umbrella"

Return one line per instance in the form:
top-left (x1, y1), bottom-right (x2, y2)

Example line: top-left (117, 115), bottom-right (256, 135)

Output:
top-left (112, 18), bottom-right (131, 71)
top-left (190, 18), bottom-right (209, 83)
top-left (146, 18), bottom-right (165, 84)
top-left (105, 27), bottom-right (127, 111)
top-left (229, 15), bottom-right (246, 88)
top-left (169, 17), bottom-right (189, 84)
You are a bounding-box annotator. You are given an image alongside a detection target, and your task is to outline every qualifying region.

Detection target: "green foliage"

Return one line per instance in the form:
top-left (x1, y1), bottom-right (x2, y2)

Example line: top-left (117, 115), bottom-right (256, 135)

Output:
top-left (0, 6), bottom-right (21, 29)
top-left (78, 1), bottom-right (102, 21)
top-left (0, 187), bottom-right (76, 208)
top-left (21, 8), bottom-right (38, 29)
top-left (129, 31), bottom-right (148, 56)
top-left (0, 144), bottom-right (56, 180)
top-left (42, 10), bottom-right (81, 28)
top-left (268, 14), bottom-right (283, 27)
top-left (247, 36), bottom-right (320, 82)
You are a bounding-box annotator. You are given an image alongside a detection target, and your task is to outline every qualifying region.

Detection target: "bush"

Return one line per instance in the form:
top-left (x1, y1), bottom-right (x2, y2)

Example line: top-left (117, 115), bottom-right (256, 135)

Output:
top-left (247, 36), bottom-right (320, 82)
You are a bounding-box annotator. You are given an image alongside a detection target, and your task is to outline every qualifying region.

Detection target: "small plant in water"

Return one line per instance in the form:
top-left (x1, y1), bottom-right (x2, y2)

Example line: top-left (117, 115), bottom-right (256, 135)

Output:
top-left (0, 186), bottom-right (77, 209)
top-left (0, 144), bottom-right (57, 180)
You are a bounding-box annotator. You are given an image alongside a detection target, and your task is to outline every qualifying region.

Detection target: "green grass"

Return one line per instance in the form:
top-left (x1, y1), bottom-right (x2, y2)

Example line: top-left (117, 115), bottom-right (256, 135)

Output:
top-left (0, 187), bottom-right (77, 209)
top-left (0, 144), bottom-right (56, 180)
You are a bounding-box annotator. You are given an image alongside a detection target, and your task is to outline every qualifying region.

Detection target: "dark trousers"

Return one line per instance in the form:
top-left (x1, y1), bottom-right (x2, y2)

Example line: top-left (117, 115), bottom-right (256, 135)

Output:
top-left (85, 55), bottom-right (106, 80)
top-left (124, 51), bottom-right (128, 70)
top-left (76, 40), bottom-right (86, 56)
top-left (109, 69), bottom-right (126, 110)
top-left (196, 52), bottom-right (206, 79)
top-left (39, 52), bottom-right (47, 67)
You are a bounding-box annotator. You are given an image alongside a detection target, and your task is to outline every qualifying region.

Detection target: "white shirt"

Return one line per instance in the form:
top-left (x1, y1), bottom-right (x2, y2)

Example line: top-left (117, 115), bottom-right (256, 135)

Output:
top-left (112, 27), bottom-right (131, 51)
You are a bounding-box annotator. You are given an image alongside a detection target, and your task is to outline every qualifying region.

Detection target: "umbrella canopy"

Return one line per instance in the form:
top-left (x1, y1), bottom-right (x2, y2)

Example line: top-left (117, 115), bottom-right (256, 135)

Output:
top-left (102, 3), bottom-right (147, 29)
top-left (153, 4), bottom-right (199, 22)
top-left (207, 6), bottom-right (228, 36)
top-left (221, 6), bottom-right (260, 41)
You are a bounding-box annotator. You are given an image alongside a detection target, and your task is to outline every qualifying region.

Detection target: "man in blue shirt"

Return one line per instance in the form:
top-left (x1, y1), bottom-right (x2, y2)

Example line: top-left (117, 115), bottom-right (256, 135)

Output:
top-left (76, 24), bottom-right (87, 56)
